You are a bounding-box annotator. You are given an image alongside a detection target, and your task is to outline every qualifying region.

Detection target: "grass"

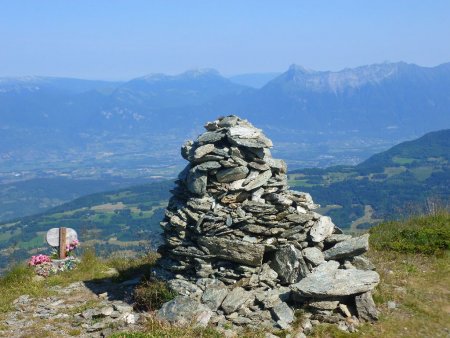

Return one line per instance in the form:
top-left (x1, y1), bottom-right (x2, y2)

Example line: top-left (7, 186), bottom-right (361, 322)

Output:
top-left (134, 279), bottom-right (177, 311)
top-left (0, 263), bottom-right (51, 313)
top-left (369, 210), bottom-right (450, 254)
top-left (392, 157), bottom-right (416, 165)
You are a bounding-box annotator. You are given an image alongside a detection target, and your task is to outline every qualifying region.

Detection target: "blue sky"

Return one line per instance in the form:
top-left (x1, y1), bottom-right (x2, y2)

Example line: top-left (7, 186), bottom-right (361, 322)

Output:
top-left (1, 0), bottom-right (449, 79)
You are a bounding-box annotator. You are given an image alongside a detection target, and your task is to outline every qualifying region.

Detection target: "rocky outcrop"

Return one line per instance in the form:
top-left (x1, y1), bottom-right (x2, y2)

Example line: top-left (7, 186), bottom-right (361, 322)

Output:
top-left (154, 115), bottom-right (379, 333)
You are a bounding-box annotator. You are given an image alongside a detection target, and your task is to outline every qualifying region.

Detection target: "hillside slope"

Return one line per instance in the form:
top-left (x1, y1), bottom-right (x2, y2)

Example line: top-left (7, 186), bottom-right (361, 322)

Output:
top-left (0, 181), bottom-right (172, 272)
top-left (1, 129), bottom-right (448, 272)
top-left (289, 129), bottom-right (450, 228)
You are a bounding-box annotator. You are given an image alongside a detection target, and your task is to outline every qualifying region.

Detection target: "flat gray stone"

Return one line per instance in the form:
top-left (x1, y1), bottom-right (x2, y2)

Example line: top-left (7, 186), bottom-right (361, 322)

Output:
top-left (168, 279), bottom-right (203, 298)
top-left (248, 161), bottom-right (271, 171)
top-left (198, 237), bottom-right (265, 266)
top-left (313, 260), bottom-right (340, 274)
top-left (355, 291), bottom-right (378, 322)
top-left (255, 287), bottom-right (290, 309)
top-left (187, 168), bottom-right (207, 195)
top-left (244, 170), bottom-right (272, 191)
top-left (323, 234), bottom-right (369, 260)
top-left (308, 300), bottom-right (339, 310)
top-left (351, 255), bottom-right (376, 270)
top-left (216, 166), bottom-right (249, 183)
top-left (292, 268), bottom-right (380, 298)
top-left (157, 296), bottom-right (212, 327)
top-left (195, 161), bottom-right (222, 171)
top-left (272, 302), bottom-right (294, 323)
top-left (310, 216), bottom-right (335, 242)
top-left (324, 234), bottom-right (352, 244)
top-left (267, 158), bottom-right (287, 173)
top-left (201, 285), bottom-right (229, 311)
top-left (302, 247), bottom-right (325, 266)
top-left (197, 131), bottom-right (225, 144)
top-left (217, 115), bottom-right (238, 127)
top-left (226, 126), bottom-right (273, 148)
top-left (286, 213), bottom-right (313, 223)
top-left (221, 287), bottom-right (252, 314)
top-left (193, 144), bottom-right (215, 160)
top-left (269, 244), bottom-right (309, 285)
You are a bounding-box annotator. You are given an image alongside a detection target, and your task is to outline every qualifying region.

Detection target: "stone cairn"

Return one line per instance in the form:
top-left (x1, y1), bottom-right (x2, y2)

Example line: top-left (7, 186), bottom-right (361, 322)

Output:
top-left (154, 115), bottom-right (380, 333)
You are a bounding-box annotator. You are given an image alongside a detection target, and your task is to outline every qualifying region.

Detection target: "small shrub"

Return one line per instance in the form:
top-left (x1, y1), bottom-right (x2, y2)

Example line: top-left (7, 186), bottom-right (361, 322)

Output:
top-left (134, 279), bottom-right (177, 311)
top-left (370, 211), bottom-right (450, 254)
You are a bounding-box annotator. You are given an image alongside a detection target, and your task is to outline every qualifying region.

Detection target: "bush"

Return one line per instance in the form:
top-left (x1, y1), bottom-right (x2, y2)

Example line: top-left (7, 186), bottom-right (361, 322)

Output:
top-left (370, 211), bottom-right (450, 254)
top-left (134, 279), bottom-right (177, 311)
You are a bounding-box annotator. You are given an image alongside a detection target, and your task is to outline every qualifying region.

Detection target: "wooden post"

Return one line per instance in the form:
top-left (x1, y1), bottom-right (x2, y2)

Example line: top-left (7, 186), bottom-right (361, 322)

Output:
top-left (59, 227), bottom-right (67, 259)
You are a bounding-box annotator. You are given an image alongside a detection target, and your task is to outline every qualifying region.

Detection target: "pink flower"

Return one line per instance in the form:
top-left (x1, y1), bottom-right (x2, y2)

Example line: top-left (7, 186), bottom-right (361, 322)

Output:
top-left (66, 239), bottom-right (80, 253)
top-left (28, 254), bottom-right (51, 266)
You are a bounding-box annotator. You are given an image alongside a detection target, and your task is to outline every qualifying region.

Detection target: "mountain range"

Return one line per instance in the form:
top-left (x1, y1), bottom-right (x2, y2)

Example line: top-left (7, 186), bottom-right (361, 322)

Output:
top-left (1, 62), bottom-right (450, 180)
top-left (2, 62), bottom-right (449, 134)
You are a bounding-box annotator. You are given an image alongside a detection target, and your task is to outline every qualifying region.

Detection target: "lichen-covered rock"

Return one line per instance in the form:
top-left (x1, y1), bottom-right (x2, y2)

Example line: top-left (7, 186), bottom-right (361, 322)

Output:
top-left (269, 245), bottom-right (309, 284)
top-left (302, 247), bottom-right (325, 266)
top-left (272, 302), bottom-right (294, 324)
top-left (221, 287), bottom-right (253, 314)
top-left (201, 285), bottom-right (229, 311)
top-left (310, 216), bottom-right (335, 242)
top-left (291, 268), bottom-right (380, 298)
top-left (355, 291), bottom-right (378, 322)
top-left (198, 237), bottom-right (265, 267)
top-left (323, 234), bottom-right (369, 260)
top-left (156, 296), bottom-right (212, 327)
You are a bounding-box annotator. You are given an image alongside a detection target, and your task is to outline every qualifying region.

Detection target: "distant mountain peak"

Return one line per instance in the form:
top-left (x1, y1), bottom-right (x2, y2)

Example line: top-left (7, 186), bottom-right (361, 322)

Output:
top-left (270, 62), bottom-right (411, 92)
top-left (180, 68), bottom-right (221, 78)
top-left (287, 64), bottom-right (316, 74)
top-left (136, 68), bottom-right (223, 83)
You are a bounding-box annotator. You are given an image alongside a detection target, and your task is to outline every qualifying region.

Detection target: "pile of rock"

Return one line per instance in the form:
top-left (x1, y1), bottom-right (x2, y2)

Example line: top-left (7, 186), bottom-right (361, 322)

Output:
top-left (154, 115), bottom-right (379, 333)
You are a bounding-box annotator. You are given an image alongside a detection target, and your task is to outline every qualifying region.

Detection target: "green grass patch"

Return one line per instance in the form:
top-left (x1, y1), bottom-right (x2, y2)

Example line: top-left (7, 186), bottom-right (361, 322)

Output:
top-left (0, 230), bottom-right (14, 242)
top-left (383, 166), bottom-right (407, 176)
top-left (410, 166), bottom-right (434, 181)
top-left (370, 211), bottom-right (450, 254)
top-left (392, 156), bottom-right (416, 165)
top-left (288, 179), bottom-right (315, 187)
top-left (0, 264), bottom-right (50, 312)
top-left (18, 234), bottom-right (45, 249)
top-left (45, 248), bottom-right (109, 287)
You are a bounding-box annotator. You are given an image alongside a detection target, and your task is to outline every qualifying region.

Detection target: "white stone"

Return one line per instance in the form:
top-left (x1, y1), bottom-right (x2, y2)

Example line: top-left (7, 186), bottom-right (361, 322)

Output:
top-left (309, 216), bottom-right (335, 242)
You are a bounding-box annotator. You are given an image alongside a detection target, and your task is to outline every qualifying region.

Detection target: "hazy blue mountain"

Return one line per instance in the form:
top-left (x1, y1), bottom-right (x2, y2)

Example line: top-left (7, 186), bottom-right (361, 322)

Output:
top-left (112, 69), bottom-right (249, 108)
top-left (229, 72), bottom-right (281, 88)
top-left (240, 62), bottom-right (450, 137)
top-left (1, 62), bottom-right (450, 179)
top-left (0, 76), bottom-right (120, 95)
top-left (2, 63), bottom-right (449, 135)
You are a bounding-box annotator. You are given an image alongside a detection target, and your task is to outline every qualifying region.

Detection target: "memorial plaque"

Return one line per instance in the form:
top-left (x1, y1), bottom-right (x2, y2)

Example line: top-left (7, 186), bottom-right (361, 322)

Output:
top-left (46, 227), bottom-right (78, 247)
